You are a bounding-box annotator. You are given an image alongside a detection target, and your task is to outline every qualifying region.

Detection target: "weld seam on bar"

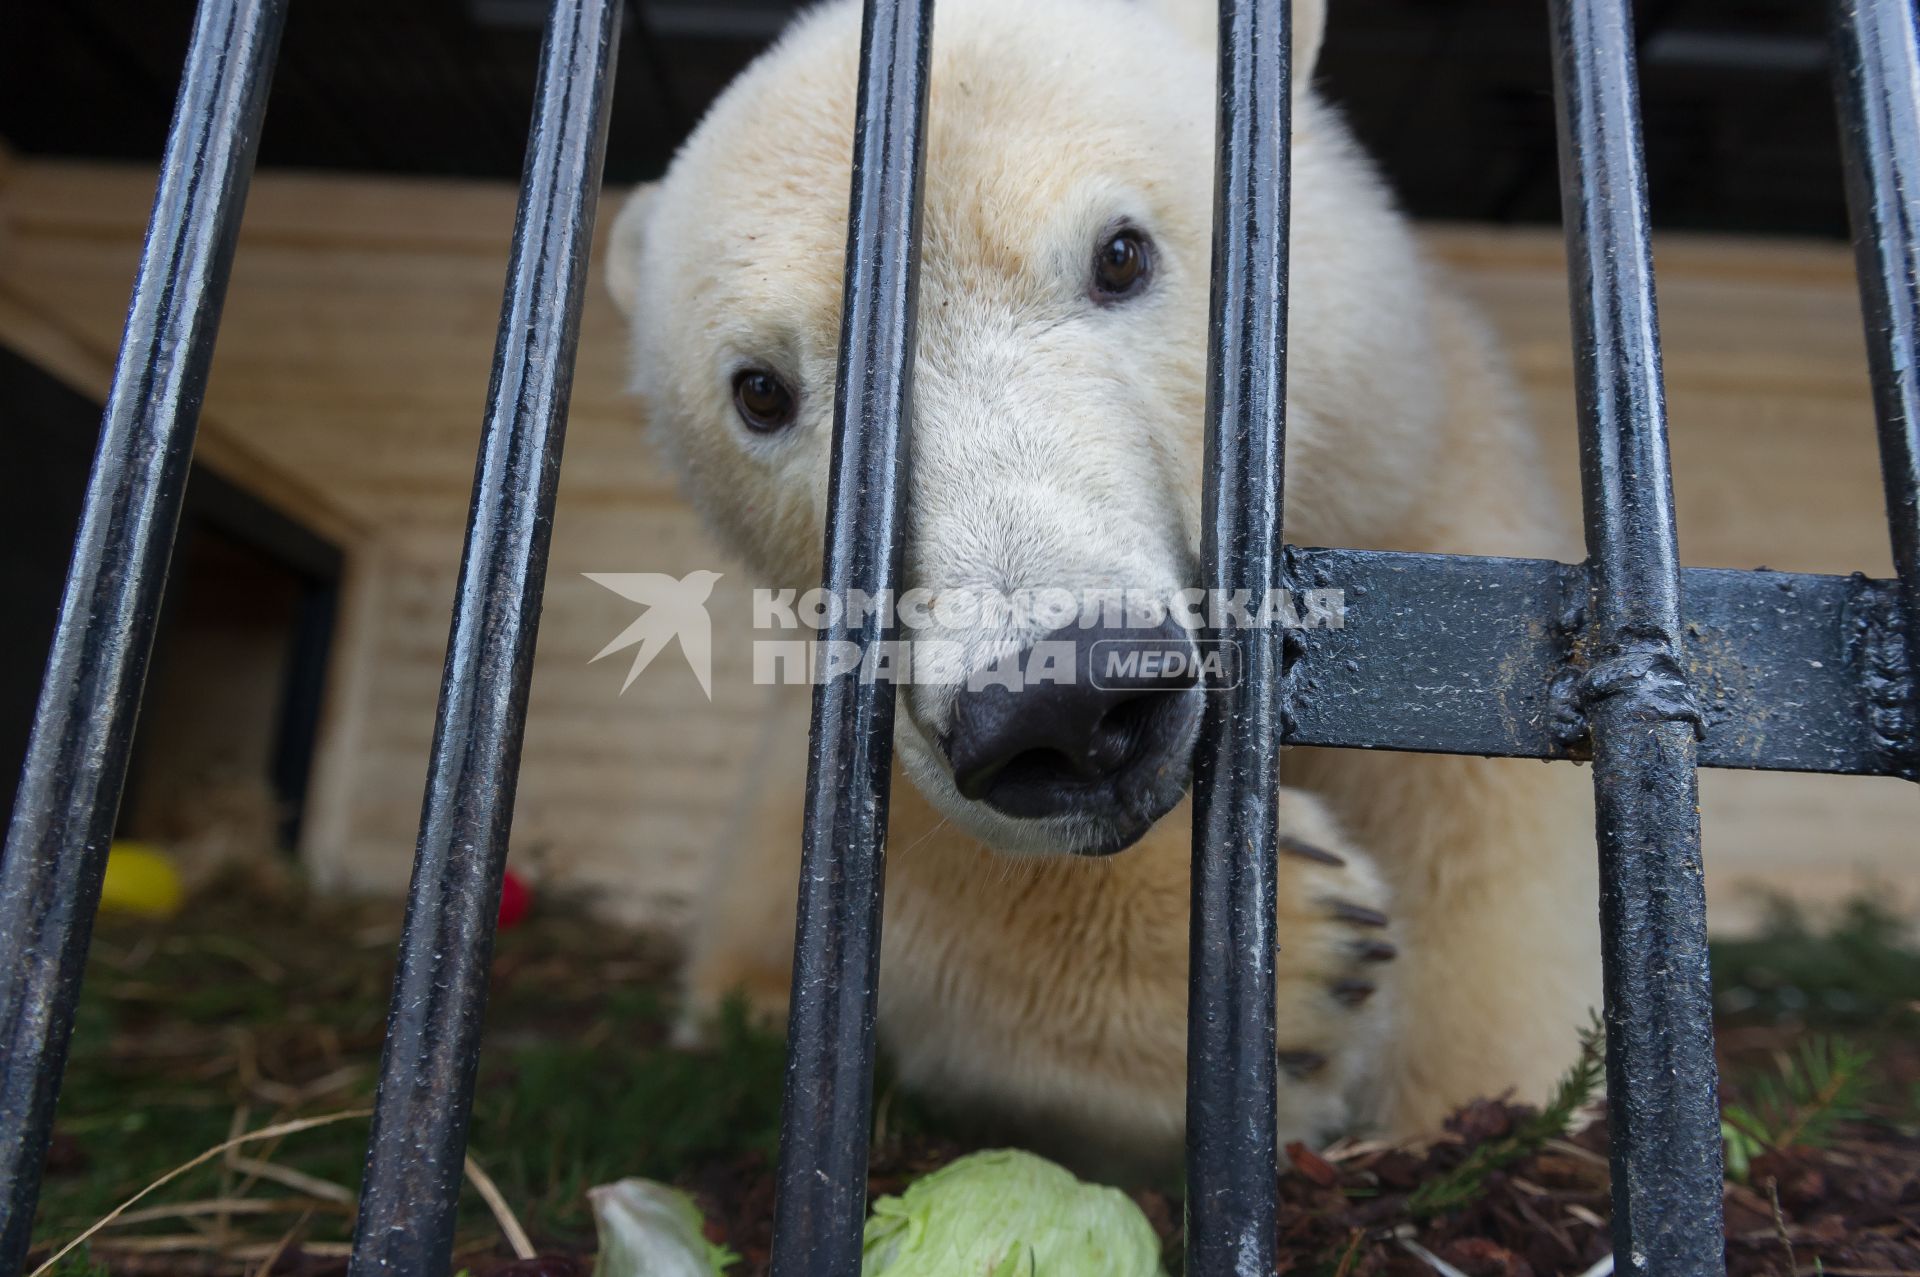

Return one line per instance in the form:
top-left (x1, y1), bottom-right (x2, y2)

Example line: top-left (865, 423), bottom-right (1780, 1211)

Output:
top-left (1547, 0), bottom-right (1727, 1271)
top-left (1831, 0), bottom-right (1920, 778)
top-left (1567, 644), bottom-right (1703, 734)
top-left (345, 3), bottom-right (621, 1273)
top-left (766, 1), bottom-right (932, 1273)
top-left (1185, 0), bottom-right (1291, 1273)
top-left (1281, 549), bottom-right (1909, 776)
top-left (0, 0), bottom-right (287, 1264)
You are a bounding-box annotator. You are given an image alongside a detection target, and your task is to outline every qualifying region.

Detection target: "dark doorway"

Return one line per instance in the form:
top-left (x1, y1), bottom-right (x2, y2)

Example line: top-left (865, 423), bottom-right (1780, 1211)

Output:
top-left (0, 344), bottom-right (343, 853)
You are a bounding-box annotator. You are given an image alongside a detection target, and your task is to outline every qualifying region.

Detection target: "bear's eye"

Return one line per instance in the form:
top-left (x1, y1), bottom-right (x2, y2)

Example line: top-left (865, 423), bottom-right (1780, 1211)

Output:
top-left (731, 368), bottom-right (798, 432)
top-left (1090, 225), bottom-right (1153, 302)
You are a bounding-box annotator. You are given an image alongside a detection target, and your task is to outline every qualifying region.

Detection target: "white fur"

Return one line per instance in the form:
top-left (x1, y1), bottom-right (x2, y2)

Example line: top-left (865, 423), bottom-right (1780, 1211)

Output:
top-left (606, 0), bottom-right (1600, 1167)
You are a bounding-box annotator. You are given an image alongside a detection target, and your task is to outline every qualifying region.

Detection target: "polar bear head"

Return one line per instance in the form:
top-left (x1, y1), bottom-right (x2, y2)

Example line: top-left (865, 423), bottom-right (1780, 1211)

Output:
top-left (605, 0), bottom-right (1446, 857)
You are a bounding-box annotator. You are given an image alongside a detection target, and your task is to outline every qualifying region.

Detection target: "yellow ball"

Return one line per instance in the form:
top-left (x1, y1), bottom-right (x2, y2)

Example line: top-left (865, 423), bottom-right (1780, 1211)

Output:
top-left (99, 842), bottom-right (185, 918)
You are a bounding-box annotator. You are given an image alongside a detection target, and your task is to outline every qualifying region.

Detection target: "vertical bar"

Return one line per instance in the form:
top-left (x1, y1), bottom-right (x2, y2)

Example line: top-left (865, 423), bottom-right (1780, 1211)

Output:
top-left (346, 2), bottom-right (619, 1272)
top-left (768, 0), bottom-right (931, 1272)
top-left (1185, 0), bottom-right (1290, 1273)
top-left (0, 0), bottom-right (285, 1264)
top-left (1546, 1), bottom-right (1726, 1274)
top-left (1831, 0), bottom-right (1920, 776)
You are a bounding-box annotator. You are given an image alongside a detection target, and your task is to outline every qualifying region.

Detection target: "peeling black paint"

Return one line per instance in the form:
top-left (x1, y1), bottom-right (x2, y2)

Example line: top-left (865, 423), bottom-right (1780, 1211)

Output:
top-left (1186, 1), bottom-right (1292, 1271)
top-left (348, 3), bottom-right (621, 1272)
top-left (1832, 0), bottom-right (1920, 782)
top-left (1549, 0), bottom-right (1727, 1264)
top-left (767, 3), bottom-right (931, 1274)
top-left (1285, 550), bottom-right (1910, 778)
top-left (0, 1), bottom-right (287, 1264)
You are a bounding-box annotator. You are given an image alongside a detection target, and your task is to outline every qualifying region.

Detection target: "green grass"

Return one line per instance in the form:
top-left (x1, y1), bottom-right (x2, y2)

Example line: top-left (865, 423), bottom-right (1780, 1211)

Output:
top-left (467, 998), bottom-right (789, 1243)
top-left (32, 884), bottom-right (793, 1258)
top-left (35, 879), bottom-right (1919, 1266)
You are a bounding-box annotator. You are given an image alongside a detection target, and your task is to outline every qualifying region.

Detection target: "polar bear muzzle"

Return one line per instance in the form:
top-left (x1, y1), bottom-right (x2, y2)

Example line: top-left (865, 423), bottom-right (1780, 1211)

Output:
top-left (942, 617), bottom-right (1201, 853)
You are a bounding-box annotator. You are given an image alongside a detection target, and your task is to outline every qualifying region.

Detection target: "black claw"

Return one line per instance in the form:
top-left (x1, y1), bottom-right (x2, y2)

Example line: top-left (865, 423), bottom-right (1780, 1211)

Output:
top-left (1325, 899), bottom-right (1390, 929)
top-left (1354, 939), bottom-right (1398, 963)
top-left (1277, 1049), bottom-right (1329, 1079)
top-left (1279, 835), bottom-right (1346, 867)
top-left (1330, 978), bottom-right (1377, 1007)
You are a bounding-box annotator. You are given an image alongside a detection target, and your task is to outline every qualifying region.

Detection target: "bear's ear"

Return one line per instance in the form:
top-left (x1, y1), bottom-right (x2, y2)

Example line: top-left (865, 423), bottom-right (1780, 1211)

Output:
top-left (1144, 0), bottom-right (1326, 89)
top-left (602, 182), bottom-right (658, 320)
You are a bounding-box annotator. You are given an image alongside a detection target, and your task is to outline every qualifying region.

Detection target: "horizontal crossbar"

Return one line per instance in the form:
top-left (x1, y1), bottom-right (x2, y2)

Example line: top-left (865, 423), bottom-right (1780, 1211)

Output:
top-left (1285, 547), bottom-right (1915, 778)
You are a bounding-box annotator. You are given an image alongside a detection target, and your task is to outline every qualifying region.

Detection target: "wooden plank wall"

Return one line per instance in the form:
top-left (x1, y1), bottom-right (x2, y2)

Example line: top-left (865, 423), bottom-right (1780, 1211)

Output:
top-left (0, 161), bottom-right (1910, 932)
top-left (1451, 228), bottom-right (1914, 929)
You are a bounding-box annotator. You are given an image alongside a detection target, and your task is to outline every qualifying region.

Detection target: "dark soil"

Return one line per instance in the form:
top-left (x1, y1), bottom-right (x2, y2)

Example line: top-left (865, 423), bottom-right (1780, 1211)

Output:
top-left (669, 1075), bottom-right (1918, 1277)
top-left (27, 884), bottom-right (1919, 1276)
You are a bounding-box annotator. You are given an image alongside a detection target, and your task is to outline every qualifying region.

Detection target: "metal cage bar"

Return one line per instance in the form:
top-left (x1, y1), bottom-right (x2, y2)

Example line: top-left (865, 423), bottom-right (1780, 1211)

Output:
top-left (766, 1), bottom-right (932, 1272)
top-left (1185, 0), bottom-right (1292, 1270)
top-left (1283, 551), bottom-right (1909, 776)
top-left (1832, 0), bottom-right (1920, 777)
top-left (346, 2), bottom-right (620, 1271)
top-left (0, 0), bottom-right (287, 1264)
top-left (1546, 0), bottom-right (1727, 1272)
top-left (2, 0), bottom-right (1913, 1271)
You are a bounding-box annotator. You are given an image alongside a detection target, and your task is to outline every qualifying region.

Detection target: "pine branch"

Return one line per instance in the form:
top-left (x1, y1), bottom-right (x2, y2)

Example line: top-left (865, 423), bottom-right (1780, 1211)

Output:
top-left (1406, 1014), bottom-right (1605, 1219)
top-left (1721, 1036), bottom-right (1873, 1181)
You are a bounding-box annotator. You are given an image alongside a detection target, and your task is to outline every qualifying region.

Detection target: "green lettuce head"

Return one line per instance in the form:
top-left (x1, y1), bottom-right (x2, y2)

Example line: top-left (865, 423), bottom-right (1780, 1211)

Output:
top-left (862, 1149), bottom-right (1164, 1277)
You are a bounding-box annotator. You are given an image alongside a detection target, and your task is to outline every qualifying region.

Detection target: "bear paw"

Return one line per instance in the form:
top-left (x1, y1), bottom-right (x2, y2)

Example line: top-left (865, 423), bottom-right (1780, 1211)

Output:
top-left (1267, 808), bottom-right (1399, 1144)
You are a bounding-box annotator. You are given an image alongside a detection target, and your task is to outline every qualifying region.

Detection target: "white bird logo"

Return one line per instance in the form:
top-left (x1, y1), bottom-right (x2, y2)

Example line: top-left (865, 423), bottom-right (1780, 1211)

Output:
top-left (584, 570), bottom-right (724, 698)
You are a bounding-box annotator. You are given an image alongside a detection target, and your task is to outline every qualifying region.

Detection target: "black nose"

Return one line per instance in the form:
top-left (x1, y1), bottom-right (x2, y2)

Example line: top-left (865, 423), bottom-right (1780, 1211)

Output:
top-left (947, 618), bottom-right (1202, 821)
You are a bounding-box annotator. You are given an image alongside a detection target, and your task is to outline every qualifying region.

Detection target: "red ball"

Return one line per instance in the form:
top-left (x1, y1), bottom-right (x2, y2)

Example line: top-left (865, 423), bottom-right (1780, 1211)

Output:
top-left (498, 868), bottom-right (532, 929)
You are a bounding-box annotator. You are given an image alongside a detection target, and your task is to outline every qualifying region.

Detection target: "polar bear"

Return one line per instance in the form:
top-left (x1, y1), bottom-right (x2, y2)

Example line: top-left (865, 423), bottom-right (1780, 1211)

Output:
top-left (602, 0), bottom-right (1600, 1170)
